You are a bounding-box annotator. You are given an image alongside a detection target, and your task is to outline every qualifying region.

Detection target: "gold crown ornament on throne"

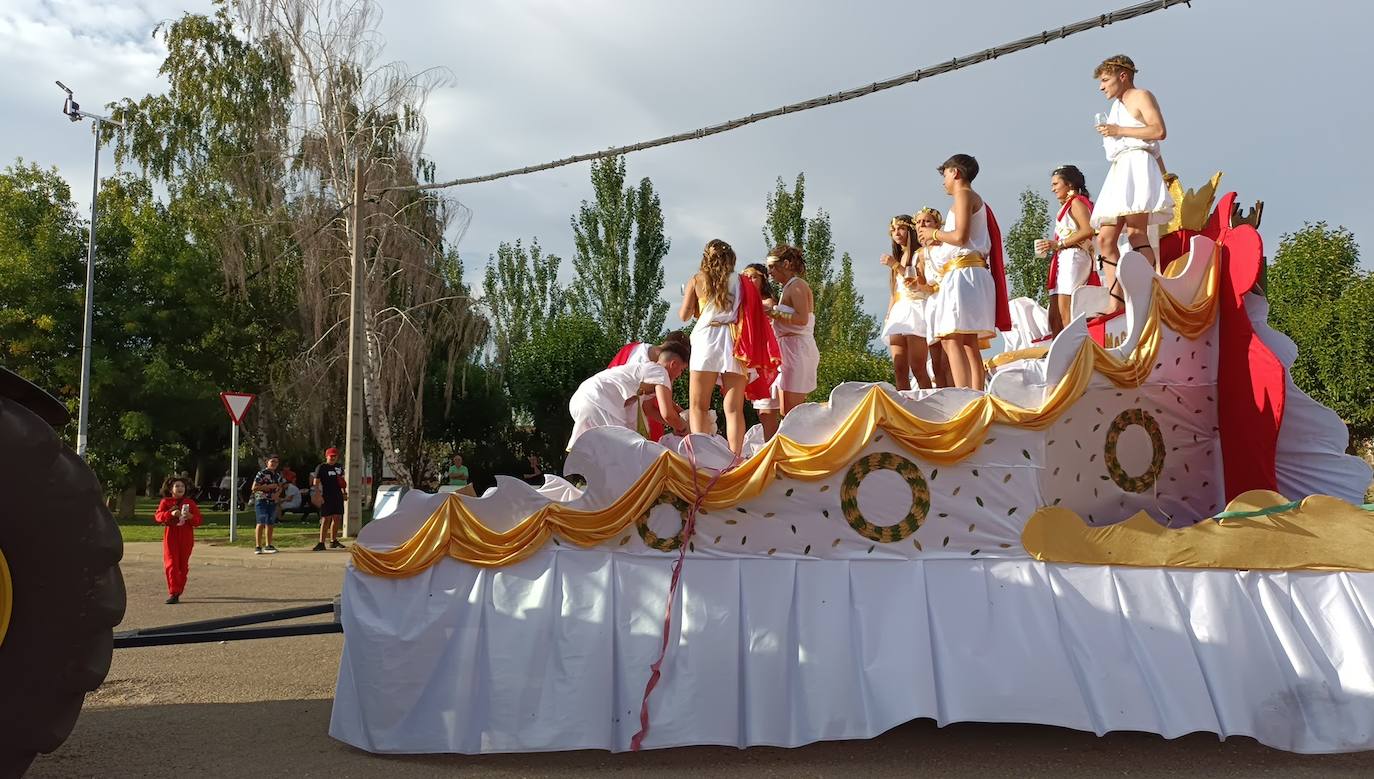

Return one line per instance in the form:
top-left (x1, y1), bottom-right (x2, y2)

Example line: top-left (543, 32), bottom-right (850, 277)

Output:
top-left (1164, 171), bottom-right (1264, 233)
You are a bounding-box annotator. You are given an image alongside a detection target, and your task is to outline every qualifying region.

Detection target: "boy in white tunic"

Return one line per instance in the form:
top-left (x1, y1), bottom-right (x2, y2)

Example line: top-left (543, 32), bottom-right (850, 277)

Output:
top-left (567, 344), bottom-right (689, 450)
top-left (1090, 54), bottom-right (1172, 314)
top-left (916, 154), bottom-right (1011, 391)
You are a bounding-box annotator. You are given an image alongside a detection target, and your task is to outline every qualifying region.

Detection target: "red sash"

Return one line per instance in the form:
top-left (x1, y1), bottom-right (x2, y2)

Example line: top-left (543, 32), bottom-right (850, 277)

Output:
top-left (733, 274), bottom-right (782, 401)
top-left (1046, 195), bottom-right (1101, 291)
top-left (607, 343), bottom-right (666, 441)
top-left (608, 343), bottom-right (639, 368)
top-left (984, 206), bottom-right (1013, 332)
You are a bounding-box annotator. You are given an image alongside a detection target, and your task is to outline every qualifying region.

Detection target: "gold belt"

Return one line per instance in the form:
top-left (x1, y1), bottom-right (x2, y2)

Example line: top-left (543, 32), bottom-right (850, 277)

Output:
top-left (938, 253), bottom-right (988, 281)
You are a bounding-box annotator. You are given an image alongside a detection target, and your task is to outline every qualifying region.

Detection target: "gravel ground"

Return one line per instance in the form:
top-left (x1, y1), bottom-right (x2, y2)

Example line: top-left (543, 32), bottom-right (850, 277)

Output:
top-left (26, 543), bottom-right (1374, 777)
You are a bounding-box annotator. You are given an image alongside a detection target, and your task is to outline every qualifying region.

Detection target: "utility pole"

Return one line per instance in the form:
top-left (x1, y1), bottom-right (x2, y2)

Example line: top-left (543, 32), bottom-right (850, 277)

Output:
top-left (343, 164), bottom-right (366, 537)
top-left (57, 81), bottom-right (122, 459)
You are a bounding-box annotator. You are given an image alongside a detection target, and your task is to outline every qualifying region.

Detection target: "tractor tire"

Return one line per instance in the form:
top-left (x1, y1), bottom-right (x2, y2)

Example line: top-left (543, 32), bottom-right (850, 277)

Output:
top-left (0, 370), bottom-right (126, 778)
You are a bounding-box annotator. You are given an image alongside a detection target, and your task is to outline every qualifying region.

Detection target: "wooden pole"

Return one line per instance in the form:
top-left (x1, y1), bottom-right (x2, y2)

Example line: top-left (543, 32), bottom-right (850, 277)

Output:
top-left (343, 165), bottom-right (366, 538)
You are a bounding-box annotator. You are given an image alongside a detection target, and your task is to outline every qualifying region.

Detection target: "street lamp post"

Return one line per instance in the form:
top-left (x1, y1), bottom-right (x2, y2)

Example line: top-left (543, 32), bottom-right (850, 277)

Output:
top-left (57, 81), bottom-right (122, 460)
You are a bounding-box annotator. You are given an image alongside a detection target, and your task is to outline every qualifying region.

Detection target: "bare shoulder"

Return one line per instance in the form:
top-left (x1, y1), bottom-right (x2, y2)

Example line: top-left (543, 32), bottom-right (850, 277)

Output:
top-left (962, 187), bottom-right (984, 213)
top-left (1126, 87), bottom-right (1160, 109)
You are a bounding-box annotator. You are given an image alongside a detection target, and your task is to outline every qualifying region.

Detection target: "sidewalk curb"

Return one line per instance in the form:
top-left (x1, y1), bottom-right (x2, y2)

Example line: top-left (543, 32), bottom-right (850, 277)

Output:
top-left (121, 542), bottom-right (352, 571)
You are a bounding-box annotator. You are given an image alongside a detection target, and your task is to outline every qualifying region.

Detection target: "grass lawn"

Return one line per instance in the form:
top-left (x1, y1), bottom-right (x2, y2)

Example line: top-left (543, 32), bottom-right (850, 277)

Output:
top-left (118, 497), bottom-right (374, 549)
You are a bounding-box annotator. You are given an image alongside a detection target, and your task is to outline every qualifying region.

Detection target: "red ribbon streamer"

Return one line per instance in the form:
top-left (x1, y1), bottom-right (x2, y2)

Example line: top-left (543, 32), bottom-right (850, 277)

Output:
top-left (629, 437), bottom-right (737, 751)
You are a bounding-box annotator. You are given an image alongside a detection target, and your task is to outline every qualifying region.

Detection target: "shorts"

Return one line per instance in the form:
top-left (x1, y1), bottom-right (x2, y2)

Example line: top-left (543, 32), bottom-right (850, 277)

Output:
top-left (321, 497), bottom-right (344, 518)
top-left (254, 501), bottom-right (277, 526)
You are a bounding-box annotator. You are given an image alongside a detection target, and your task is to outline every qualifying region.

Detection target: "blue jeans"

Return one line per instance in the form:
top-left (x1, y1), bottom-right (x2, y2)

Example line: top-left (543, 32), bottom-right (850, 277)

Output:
top-left (255, 501), bottom-right (277, 526)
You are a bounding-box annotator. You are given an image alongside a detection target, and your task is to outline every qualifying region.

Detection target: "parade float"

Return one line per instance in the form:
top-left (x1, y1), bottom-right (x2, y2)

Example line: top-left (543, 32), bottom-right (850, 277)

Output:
top-left (330, 181), bottom-right (1374, 755)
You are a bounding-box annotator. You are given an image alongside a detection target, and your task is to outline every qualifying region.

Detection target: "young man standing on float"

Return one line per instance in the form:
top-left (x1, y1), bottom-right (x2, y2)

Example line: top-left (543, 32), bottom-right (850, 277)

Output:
top-left (1090, 54), bottom-right (1173, 314)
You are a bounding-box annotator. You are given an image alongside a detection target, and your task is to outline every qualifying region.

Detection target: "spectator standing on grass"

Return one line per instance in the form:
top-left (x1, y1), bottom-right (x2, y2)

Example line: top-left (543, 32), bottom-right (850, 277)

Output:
top-left (312, 447), bottom-right (348, 551)
top-left (154, 476), bottom-right (203, 604)
top-left (251, 454), bottom-right (286, 554)
top-left (522, 454), bottom-right (544, 487)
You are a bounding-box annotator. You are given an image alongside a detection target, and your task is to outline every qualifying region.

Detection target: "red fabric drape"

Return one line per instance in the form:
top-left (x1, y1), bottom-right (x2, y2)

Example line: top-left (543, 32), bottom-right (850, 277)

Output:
top-left (608, 343), bottom-right (638, 368)
top-left (984, 206), bottom-right (1013, 332)
top-left (733, 274), bottom-right (781, 401)
top-left (1209, 193), bottom-right (1284, 500)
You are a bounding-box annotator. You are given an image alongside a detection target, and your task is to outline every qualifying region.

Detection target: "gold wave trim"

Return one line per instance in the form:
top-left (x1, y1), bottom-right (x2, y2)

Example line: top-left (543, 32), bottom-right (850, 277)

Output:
top-left (1021, 490), bottom-right (1374, 572)
top-left (352, 249), bottom-right (1218, 577)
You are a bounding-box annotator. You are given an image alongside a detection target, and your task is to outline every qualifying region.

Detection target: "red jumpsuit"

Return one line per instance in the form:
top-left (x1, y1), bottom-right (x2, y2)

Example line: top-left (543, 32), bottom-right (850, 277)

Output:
top-left (154, 497), bottom-right (203, 597)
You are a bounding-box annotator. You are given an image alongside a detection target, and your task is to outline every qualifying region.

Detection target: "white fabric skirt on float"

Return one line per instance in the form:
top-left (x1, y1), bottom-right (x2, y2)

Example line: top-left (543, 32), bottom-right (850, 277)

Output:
top-left (1091, 148), bottom-right (1173, 227)
top-left (330, 551), bottom-right (1374, 755)
top-left (931, 266), bottom-right (996, 340)
top-left (882, 297), bottom-right (927, 339)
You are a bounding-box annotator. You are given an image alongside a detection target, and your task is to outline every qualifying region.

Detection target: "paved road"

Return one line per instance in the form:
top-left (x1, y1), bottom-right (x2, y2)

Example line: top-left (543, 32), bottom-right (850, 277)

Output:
top-left (27, 543), bottom-right (1374, 777)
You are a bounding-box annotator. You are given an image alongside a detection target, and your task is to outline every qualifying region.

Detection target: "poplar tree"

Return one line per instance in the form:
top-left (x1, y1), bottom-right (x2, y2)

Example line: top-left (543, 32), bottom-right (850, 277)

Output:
top-left (568, 155), bottom-right (670, 343)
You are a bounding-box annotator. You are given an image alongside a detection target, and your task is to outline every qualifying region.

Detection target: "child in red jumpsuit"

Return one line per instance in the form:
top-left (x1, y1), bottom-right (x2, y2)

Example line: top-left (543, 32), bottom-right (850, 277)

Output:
top-left (154, 477), bottom-right (203, 604)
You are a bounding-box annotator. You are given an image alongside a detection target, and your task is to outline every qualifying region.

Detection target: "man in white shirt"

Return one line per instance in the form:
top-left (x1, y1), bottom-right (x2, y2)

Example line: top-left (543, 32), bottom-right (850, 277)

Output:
top-left (567, 342), bottom-right (689, 450)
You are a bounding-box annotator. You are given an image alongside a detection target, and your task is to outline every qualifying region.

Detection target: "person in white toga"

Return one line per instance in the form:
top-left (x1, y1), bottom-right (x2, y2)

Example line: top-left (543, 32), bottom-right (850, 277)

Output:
top-left (1089, 54), bottom-right (1173, 314)
top-left (567, 343), bottom-right (690, 450)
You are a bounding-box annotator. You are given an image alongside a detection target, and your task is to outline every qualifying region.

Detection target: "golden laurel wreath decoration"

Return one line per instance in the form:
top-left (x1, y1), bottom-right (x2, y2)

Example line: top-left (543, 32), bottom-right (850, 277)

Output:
top-left (1103, 408), bottom-right (1166, 494)
top-left (635, 491), bottom-right (693, 552)
top-left (839, 452), bottom-right (930, 543)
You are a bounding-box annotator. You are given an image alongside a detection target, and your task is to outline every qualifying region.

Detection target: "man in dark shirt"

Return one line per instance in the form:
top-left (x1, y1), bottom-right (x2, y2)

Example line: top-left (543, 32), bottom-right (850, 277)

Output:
top-left (312, 446), bottom-right (348, 551)
top-left (251, 454), bottom-right (286, 554)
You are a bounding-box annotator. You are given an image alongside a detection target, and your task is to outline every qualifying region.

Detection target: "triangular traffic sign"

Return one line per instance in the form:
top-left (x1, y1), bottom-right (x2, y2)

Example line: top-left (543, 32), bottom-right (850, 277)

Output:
top-left (220, 392), bottom-right (256, 425)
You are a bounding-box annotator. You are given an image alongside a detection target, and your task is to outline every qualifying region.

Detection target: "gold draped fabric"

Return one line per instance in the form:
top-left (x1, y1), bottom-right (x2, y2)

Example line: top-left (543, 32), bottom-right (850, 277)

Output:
top-left (353, 250), bottom-right (1220, 577)
top-left (1022, 490), bottom-right (1374, 573)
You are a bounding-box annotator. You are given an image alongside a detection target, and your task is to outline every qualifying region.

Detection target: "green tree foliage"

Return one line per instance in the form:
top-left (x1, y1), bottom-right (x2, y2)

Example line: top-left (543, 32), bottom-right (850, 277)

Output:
top-left (568, 155), bottom-right (670, 344)
top-left (108, 0), bottom-right (487, 486)
top-left (423, 361), bottom-right (523, 492)
top-left (0, 163), bottom-right (234, 501)
top-left (761, 174), bottom-right (879, 353)
top-left (810, 349), bottom-right (892, 404)
top-left (507, 314), bottom-right (621, 464)
top-left (482, 238), bottom-right (566, 369)
top-left (1266, 223), bottom-right (1374, 444)
top-left (1005, 188), bottom-right (1052, 307)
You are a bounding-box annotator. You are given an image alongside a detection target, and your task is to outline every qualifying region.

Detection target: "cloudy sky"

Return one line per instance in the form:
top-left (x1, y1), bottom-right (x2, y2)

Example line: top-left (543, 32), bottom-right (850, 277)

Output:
top-left (4, 0), bottom-right (1371, 330)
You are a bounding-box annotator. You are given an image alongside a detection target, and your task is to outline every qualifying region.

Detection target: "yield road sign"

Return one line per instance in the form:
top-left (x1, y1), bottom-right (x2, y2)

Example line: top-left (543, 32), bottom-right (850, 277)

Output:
top-left (220, 392), bottom-right (256, 426)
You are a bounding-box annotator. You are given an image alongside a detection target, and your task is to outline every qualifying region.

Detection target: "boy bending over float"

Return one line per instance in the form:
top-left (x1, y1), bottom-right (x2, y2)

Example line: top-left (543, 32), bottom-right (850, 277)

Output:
top-left (607, 330), bottom-right (692, 442)
top-left (567, 342), bottom-right (690, 450)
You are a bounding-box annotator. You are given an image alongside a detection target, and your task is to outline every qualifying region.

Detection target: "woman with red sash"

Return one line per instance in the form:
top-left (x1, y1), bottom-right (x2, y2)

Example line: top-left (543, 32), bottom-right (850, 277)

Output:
top-left (607, 331), bottom-right (691, 441)
top-left (678, 239), bottom-right (779, 456)
top-left (1037, 164), bottom-right (1100, 335)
